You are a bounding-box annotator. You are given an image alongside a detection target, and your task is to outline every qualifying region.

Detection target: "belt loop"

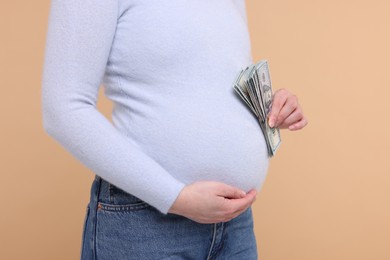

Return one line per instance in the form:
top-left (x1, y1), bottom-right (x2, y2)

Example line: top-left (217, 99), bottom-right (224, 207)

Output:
top-left (92, 174), bottom-right (102, 210)
top-left (108, 182), bottom-right (115, 203)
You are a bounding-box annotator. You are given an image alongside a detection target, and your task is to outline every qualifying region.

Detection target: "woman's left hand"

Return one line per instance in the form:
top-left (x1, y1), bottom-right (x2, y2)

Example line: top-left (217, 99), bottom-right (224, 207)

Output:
top-left (267, 88), bottom-right (308, 131)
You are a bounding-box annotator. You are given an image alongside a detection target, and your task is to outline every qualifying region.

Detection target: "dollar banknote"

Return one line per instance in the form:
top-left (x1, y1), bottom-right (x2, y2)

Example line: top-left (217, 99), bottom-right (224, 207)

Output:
top-left (233, 60), bottom-right (281, 157)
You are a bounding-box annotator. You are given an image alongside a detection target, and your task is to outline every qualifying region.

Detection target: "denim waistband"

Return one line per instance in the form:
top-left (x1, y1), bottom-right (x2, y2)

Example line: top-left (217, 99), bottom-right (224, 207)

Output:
top-left (93, 174), bottom-right (146, 206)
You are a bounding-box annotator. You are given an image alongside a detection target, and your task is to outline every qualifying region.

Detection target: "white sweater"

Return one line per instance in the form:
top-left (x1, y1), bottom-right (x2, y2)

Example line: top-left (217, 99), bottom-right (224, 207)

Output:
top-left (41, 0), bottom-right (269, 214)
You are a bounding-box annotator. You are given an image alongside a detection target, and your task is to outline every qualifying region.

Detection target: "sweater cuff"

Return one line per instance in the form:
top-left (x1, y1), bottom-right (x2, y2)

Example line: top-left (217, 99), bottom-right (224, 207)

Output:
top-left (153, 181), bottom-right (186, 214)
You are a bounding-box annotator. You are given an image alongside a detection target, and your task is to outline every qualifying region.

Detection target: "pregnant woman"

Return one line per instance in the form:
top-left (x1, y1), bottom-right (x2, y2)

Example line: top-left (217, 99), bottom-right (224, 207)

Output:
top-left (41, 0), bottom-right (307, 259)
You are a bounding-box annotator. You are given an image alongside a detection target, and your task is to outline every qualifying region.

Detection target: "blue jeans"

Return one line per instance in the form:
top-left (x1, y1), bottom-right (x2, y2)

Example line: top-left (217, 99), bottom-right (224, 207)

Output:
top-left (80, 175), bottom-right (258, 259)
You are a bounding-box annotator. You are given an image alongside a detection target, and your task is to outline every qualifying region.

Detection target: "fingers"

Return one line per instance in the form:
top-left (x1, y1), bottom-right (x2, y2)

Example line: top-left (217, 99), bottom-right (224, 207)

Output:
top-left (277, 107), bottom-right (304, 129)
top-left (216, 183), bottom-right (247, 199)
top-left (220, 189), bottom-right (257, 222)
top-left (288, 117), bottom-right (308, 130)
top-left (168, 181), bottom-right (258, 224)
top-left (230, 189), bottom-right (257, 211)
top-left (268, 89), bottom-right (289, 128)
top-left (268, 88), bottom-right (307, 130)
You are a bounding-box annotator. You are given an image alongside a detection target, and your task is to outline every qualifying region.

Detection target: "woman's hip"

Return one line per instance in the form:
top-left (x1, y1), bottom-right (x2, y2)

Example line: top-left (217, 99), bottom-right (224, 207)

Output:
top-left (80, 174), bottom-right (257, 260)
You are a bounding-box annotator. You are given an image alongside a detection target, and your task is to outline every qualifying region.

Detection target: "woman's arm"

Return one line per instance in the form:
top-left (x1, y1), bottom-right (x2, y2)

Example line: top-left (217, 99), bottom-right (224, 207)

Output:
top-left (41, 0), bottom-right (185, 214)
top-left (42, 0), bottom-right (259, 222)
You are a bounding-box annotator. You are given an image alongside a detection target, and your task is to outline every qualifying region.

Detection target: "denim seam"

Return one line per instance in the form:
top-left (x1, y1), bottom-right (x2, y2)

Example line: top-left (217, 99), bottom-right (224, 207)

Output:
top-left (92, 176), bottom-right (102, 260)
top-left (213, 223), bottom-right (226, 258)
top-left (80, 205), bottom-right (90, 259)
top-left (206, 223), bottom-right (217, 260)
top-left (97, 201), bottom-right (150, 211)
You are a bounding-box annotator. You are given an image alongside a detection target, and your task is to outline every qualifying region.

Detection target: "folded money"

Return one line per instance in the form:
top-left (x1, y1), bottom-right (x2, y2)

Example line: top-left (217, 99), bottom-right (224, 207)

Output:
top-left (233, 60), bottom-right (281, 157)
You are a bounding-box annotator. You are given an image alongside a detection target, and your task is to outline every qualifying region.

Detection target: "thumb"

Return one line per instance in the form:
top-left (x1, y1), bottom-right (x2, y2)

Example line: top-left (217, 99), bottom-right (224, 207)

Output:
top-left (268, 102), bottom-right (281, 128)
top-left (216, 183), bottom-right (247, 199)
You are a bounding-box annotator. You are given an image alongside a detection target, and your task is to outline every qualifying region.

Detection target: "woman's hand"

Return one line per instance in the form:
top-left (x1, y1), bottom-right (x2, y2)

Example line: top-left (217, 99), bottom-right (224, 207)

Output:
top-left (168, 181), bottom-right (257, 224)
top-left (268, 88), bottom-right (308, 130)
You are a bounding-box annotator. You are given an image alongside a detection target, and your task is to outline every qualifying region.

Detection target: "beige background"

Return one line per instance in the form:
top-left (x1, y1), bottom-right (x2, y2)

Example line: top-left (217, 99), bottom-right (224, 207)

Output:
top-left (1, 0), bottom-right (389, 259)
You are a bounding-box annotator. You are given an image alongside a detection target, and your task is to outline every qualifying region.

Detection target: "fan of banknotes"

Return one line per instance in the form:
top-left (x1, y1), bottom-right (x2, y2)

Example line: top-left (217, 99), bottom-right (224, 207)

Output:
top-left (233, 60), bottom-right (281, 157)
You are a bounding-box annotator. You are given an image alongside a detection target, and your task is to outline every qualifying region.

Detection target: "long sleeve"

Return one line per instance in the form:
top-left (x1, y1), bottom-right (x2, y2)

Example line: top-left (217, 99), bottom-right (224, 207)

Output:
top-left (41, 0), bottom-right (185, 214)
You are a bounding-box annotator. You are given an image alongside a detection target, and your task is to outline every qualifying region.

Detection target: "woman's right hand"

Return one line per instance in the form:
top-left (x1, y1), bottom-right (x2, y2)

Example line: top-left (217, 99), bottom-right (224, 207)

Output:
top-left (168, 181), bottom-right (257, 224)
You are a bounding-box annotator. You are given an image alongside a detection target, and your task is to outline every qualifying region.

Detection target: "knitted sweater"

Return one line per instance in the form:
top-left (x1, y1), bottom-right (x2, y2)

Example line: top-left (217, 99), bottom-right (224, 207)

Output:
top-left (41, 0), bottom-right (269, 214)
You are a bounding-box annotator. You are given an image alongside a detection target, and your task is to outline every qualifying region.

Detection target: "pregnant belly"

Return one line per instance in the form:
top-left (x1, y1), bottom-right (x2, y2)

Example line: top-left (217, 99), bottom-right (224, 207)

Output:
top-left (114, 97), bottom-right (270, 192)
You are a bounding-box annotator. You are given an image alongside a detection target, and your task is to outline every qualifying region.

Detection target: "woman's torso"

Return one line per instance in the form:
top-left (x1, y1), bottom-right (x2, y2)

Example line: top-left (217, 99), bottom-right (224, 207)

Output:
top-left (102, 0), bottom-right (269, 192)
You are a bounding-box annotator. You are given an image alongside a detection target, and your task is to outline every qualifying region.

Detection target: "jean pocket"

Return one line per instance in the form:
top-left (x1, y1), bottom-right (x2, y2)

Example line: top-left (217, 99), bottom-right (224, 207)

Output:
top-left (97, 182), bottom-right (150, 212)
